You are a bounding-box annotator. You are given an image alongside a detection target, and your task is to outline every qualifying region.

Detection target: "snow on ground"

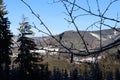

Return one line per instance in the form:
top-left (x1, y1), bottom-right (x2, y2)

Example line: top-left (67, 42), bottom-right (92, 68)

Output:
top-left (74, 56), bottom-right (102, 63)
top-left (90, 33), bottom-right (107, 41)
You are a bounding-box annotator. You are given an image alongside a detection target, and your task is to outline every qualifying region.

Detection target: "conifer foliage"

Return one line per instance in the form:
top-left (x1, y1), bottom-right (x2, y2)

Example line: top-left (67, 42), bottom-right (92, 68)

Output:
top-left (15, 16), bottom-right (40, 80)
top-left (0, 0), bottom-right (13, 79)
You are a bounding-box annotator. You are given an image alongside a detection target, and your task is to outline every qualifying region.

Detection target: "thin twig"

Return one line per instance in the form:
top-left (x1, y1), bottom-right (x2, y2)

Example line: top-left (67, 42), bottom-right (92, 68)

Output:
top-left (63, 0), bottom-right (120, 22)
top-left (20, 0), bottom-right (79, 57)
top-left (86, 0), bottom-right (91, 12)
top-left (62, 1), bottom-right (90, 53)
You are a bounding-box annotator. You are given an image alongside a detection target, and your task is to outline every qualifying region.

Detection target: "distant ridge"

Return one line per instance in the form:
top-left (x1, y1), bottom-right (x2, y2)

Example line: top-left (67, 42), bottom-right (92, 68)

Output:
top-left (44, 28), bottom-right (120, 50)
top-left (12, 28), bottom-right (120, 50)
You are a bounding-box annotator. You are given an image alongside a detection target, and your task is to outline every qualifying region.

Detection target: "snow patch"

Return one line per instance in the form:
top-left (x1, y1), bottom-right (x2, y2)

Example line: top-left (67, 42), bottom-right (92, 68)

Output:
top-left (90, 33), bottom-right (107, 41)
top-left (74, 56), bottom-right (102, 63)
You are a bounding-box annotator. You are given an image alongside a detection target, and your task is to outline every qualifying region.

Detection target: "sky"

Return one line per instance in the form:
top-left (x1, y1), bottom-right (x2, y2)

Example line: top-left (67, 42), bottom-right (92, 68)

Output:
top-left (4, 0), bottom-right (120, 37)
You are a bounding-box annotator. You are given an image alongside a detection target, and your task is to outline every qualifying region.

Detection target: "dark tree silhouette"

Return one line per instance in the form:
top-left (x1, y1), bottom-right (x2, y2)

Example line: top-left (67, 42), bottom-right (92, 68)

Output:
top-left (14, 16), bottom-right (38, 80)
top-left (83, 65), bottom-right (89, 80)
top-left (14, 16), bottom-right (49, 80)
top-left (52, 67), bottom-right (62, 80)
top-left (0, 0), bottom-right (13, 80)
top-left (115, 68), bottom-right (120, 80)
top-left (70, 68), bottom-right (79, 80)
top-left (106, 71), bottom-right (113, 80)
top-left (89, 63), bottom-right (102, 80)
top-left (61, 69), bottom-right (68, 80)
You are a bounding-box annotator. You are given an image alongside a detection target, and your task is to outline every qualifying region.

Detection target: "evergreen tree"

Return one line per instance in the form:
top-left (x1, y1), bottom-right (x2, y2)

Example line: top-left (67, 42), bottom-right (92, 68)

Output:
top-left (70, 68), bottom-right (78, 80)
top-left (83, 65), bottom-right (89, 80)
top-left (51, 67), bottom-right (62, 80)
top-left (61, 69), bottom-right (68, 80)
top-left (0, 0), bottom-right (13, 80)
top-left (15, 16), bottom-right (37, 80)
top-left (106, 71), bottom-right (113, 80)
top-left (89, 63), bottom-right (102, 80)
top-left (115, 68), bottom-right (120, 80)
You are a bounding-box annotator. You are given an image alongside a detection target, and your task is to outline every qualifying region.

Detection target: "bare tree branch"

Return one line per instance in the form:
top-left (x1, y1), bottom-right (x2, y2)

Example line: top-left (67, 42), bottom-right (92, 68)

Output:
top-left (74, 38), bottom-right (120, 56)
top-left (102, 23), bottom-right (120, 32)
top-left (20, 0), bottom-right (81, 60)
top-left (86, 0), bottom-right (91, 12)
top-left (62, 0), bottom-right (120, 22)
top-left (32, 23), bottom-right (50, 36)
top-left (62, 1), bottom-right (90, 54)
top-left (20, 0), bottom-right (120, 59)
top-left (102, 0), bottom-right (118, 16)
top-left (21, 0), bottom-right (53, 36)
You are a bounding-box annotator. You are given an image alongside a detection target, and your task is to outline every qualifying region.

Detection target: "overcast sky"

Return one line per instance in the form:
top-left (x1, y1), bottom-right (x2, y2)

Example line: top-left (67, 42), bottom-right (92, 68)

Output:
top-left (4, 0), bottom-right (120, 36)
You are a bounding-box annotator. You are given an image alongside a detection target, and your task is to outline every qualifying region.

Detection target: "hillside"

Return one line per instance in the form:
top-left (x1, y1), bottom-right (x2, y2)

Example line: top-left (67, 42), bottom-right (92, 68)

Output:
top-left (44, 28), bottom-right (120, 51)
top-left (12, 28), bottom-right (120, 54)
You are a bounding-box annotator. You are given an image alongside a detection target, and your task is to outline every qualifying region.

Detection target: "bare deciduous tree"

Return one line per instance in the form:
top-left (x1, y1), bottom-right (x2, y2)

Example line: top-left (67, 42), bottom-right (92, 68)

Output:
top-left (20, 0), bottom-right (120, 60)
